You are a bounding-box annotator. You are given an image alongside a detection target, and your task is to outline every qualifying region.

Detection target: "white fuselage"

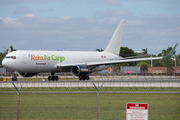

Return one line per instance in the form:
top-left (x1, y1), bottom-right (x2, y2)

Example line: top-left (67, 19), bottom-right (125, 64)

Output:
top-left (2, 50), bottom-right (121, 74)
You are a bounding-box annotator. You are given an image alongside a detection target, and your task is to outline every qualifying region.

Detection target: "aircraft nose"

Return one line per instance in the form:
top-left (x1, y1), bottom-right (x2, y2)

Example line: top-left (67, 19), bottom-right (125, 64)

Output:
top-left (2, 57), bottom-right (17, 71)
top-left (2, 59), bottom-right (8, 68)
top-left (2, 59), bottom-right (13, 71)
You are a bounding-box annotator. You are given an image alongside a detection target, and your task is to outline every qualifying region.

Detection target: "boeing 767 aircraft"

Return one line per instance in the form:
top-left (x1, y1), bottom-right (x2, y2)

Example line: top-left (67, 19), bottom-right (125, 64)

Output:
top-left (2, 20), bottom-right (178, 81)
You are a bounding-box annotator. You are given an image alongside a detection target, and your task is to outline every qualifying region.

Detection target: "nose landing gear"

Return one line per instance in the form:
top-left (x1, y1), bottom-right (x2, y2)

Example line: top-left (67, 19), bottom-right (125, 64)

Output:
top-left (12, 72), bottom-right (17, 81)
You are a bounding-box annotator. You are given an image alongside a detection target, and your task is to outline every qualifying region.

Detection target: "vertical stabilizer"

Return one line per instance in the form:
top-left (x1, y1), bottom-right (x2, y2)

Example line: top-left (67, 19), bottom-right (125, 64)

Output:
top-left (104, 20), bottom-right (125, 55)
top-left (8, 48), bottom-right (11, 53)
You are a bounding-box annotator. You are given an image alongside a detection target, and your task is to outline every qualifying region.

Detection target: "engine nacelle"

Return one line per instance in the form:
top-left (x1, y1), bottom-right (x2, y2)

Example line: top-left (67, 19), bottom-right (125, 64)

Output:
top-left (71, 65), bottom-right (89, 76)
top-left (19, 73), bottom-right (37, 77)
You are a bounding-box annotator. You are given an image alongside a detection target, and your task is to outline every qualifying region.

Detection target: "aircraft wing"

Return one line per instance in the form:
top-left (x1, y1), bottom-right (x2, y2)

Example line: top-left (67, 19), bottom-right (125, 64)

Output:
top-left (58, 56), bottom-right (162, 71)
top-left (58, 43), bottom-right (178, 70)
top-left (86, 56), bottom-right (163, 66)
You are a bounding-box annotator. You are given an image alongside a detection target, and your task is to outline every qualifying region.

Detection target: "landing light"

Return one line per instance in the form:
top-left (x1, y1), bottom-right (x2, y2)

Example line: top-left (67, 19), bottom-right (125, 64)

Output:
top-left (57, 65), bottom-right (61, 68)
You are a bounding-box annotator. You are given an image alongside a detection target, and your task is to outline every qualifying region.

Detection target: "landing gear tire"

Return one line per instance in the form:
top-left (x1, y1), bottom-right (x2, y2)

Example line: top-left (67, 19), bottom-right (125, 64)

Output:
top-left (48, 76), bottom-right (52, 81)
top-left (12, 72), bottom-right (17, 81)
top-left (48, 76), bottom-right (58, 81)
top-left (55, 76), bottom-right (58, 81)
top-left (12, 76), bottom-right (17, 81)
top-left (86, 76), bottom-right (89, 80)
top-left (79, 76), bottom-right (83, 80)
top-left (79, 75), bottom-right (89, 80)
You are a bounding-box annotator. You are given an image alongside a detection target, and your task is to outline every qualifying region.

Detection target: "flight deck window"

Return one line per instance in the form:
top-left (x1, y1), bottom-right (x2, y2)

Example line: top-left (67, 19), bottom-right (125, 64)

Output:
top-left (11, 56), bottom-right (16, 59)
top-left (5, 56), bottom-right (11, 59)
top-left (5, 56), bottom-right (16, 59)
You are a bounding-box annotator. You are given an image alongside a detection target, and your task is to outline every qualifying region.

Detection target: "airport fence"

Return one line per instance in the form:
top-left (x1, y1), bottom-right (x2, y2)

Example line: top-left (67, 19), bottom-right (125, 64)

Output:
top-left (0, 75), bottom-right (180, 120)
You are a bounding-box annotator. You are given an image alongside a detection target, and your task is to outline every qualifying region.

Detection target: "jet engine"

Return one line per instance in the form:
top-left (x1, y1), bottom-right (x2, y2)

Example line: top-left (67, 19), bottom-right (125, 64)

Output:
top-left (71, 65), bottom-right (89, 76)
top-left (19, 73), bottom-right (37, 77)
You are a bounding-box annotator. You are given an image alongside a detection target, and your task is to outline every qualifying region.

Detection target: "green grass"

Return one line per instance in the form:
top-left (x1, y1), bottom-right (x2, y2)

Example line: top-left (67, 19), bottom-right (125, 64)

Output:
top-left (0, 91), bottom-right (180, 120)
top-left (0, 87), bottom-right (180, 92)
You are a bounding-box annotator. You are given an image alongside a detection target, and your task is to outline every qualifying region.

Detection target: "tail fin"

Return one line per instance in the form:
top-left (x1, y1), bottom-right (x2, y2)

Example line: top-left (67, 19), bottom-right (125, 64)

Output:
top-left (104, 20), bottom-right (125, 55)
top-left (8, 47), bottom-right (11, 53)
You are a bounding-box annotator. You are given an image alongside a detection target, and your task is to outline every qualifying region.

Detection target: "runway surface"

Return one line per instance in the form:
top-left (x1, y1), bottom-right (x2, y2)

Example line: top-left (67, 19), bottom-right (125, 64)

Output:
top-left (1, 76), bottom-right (180, 87)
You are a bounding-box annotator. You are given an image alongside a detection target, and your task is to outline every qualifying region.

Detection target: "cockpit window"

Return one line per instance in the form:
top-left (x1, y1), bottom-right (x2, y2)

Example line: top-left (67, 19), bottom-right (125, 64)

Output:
top-left (5, 56), bottom-right (11, 59)
top-left (5, 56), bottom-right (16, 59)
top-left (11, 56), bottom-right (16, 59)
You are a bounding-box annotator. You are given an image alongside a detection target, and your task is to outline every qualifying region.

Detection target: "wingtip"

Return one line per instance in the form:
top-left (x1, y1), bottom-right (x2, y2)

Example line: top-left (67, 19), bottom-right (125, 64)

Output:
top-left (163, 43), bottom-right (178, 58)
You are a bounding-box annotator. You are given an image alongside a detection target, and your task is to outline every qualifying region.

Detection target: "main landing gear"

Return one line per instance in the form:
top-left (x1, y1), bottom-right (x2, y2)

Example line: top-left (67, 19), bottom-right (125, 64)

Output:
top-left (79, 75), bottom-right (89, 80)
top-left (48, 73), bottom-right (58, 81)
top-left (12, 76), bottom-right (17, 81)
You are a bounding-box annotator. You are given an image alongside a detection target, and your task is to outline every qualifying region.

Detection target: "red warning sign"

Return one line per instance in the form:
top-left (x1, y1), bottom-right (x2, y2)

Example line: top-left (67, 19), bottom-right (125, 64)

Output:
top-left (126, 103), bottom-right (148, 120)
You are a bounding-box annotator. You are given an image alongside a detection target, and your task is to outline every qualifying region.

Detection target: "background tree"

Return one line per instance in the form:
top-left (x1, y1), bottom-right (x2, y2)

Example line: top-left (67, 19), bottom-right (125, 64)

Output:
top-left (96, 48), bottom-right (103, 52)
top-left (162, 47), bottom-right (172, 56)
top-left (142, 48), bottom-right (148, 55)
top-left (119, 47), bottom-right (137, 66)
top-left (178, 54), bottom-right (180, 58)
top-left (0, 52), bottom-right (6, 66)
top-left (116, 63), bottom-right (129, 69)
top-left (119, 47), bottom-right (136, 57)
top-left (154, 46), bottom-right (174, 67)
top-left (176, 54), bottom-right (180, 66)
top-left (136, 62), bottom-right (149, 70)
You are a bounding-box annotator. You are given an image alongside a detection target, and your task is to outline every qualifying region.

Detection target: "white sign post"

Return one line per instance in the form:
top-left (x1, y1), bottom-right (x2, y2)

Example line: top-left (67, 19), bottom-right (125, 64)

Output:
top-left (126, 103), bottom-right (148, 120)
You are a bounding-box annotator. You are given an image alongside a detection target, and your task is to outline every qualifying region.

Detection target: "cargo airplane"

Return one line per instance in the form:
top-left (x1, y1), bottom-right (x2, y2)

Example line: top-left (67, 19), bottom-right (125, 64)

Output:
top-left (2, 20), bottom-right (178, 81)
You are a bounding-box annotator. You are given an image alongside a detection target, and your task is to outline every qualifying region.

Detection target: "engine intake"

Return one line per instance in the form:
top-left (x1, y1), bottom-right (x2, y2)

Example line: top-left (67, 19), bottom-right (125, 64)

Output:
top-left (71, 65), bottom-right (89, 76)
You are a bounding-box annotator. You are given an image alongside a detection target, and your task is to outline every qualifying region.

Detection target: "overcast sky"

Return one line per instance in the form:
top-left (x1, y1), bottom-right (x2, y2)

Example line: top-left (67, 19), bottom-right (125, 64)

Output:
top-left (0, 0), bottom-right (180, 55)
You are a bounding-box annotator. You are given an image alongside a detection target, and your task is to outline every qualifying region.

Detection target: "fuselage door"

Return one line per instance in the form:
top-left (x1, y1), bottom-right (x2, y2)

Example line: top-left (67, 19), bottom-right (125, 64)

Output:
top-left (23, 55), bottom-right (27, 64)
top-left (36, 61), bottom-right (46, 71)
